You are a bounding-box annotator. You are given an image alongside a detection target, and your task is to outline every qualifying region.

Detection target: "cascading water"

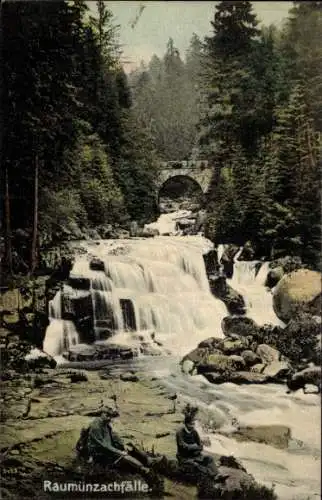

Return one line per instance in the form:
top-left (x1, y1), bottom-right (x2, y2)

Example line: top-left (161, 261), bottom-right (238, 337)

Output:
top-left (145, 242), bottom-right (319, 500)
top-left (144, 209), bottom-right (194, 235)
top-left (43, 319), bottom-right (79, 357)
top-left (42, 232), bottom-right (320, 499)
top-left (43, 235), bottom-right (227, 357)
top-left (227, 248), bottom-right (284, 326)
top-left (44, 287), bottom-right (79, 356)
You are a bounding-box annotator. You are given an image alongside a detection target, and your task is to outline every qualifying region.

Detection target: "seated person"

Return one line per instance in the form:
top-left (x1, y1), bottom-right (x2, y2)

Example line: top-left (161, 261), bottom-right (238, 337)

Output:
top-left (87, 405), bottom-right (159, 481)
top-left (176, 408), bottom-right (218, 478)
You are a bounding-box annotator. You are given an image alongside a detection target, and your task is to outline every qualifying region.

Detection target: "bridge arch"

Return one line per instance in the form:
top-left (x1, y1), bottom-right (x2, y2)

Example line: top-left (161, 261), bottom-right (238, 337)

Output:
top-left (158, 175), bottom-right (204, 206)
top-left (156, 160), bottom-right (213, 197)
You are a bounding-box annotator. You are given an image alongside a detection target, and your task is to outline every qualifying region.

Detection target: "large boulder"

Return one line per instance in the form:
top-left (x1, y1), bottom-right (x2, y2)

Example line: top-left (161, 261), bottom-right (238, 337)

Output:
top-left (241, 350), bottom-right (261, 367)
top-left (222, 316), bottom-right (259, 338)
top-left (286, 365), bottom-right (321, 393)
top-left (208, 466), bottom-right (255, 496)
top-left (198, 456), bottom-right (277, 500)
top-left (63, 343), bottom-right (97, 362)
top-left (63, 343), bottom-right (138, 362)
top-left (265, 266), bottom-right (284, 288)
top-left (256, 344), bottom-right (280, 364)
top-left (273, 269), bottom-right (321, 322)
top-left (209, 276), bottom-right (246, 315)
top-left (67, 276), bottom-right (91, 291)
top-left (198, 337), bottom-right (224, 350)
top-left (181, 347), bottom-right (209, 365)
top-left (24, 347), bottom-right (57, 369)
top-left (85, 228), bottom-right (101, 240)
top-left (198, 353), bottom-right (245, 373)
top-left (219, 244), bottom-right (239, 278)
top-left (116, 229), bottom-right (131, 239)
top-left (221, 337), bottom-right (249, 355)
top-left (202, 371), bottom-right (270, 385)
top-left (97, 223), bottom-right (113, 239)
top-left (89, 258), bottom-right (105, 271)
top-left (223, 286), bottom-right (246, 316)
top-left (232, 424), bottom-right (291, 449)
top-left (203, 249), bottom-right (219, 276)
top-left (141, 228), bottom-right (159, 238)
top-left (262, 361), bottom-right (292, 381)
top-left (237, 241), bottom-right (256, 261)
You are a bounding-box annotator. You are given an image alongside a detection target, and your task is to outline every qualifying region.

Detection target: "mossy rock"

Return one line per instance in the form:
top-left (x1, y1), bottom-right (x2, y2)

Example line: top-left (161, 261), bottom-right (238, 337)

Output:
top-left (273, 269), bottom-right (321, 322)
top-left (200, 353), bottom-right (240, 373)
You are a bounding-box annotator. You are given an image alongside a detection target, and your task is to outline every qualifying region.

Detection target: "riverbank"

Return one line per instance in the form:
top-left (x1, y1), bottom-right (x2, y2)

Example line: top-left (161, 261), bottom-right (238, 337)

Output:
top-left (1, 236), bottom-right (320, 499)
top-left (1, 358), bottom-right (283, 499)
top-left (1, 365), bottom-right (196, 498)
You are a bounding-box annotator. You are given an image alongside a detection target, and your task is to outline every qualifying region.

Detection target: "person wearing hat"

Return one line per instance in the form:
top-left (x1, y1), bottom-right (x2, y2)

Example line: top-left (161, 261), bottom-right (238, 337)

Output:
top-left (176, 410), bottom-right (218, 478)
top-left (87, 405), bottom-right (154, 480)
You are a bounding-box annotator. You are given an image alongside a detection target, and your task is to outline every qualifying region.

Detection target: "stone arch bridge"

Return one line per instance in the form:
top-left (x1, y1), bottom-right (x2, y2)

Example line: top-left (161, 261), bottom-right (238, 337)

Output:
top-left (156, 160), bottom-right (214, 194)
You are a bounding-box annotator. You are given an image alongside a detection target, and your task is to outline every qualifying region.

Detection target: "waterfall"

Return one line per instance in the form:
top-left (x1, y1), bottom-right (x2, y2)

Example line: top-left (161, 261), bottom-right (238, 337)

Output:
top-left (42, 234), bottom-right (320, 498)
top-left (45, 289), bottom-right (80, 357)
top-left (228, 256), bottom-right (284, 327)
top-left (43, 236), bottom-right (227, 357)
top-left (43, 319), bottom-right (79, 357)
top-left (217, 244), bottom-right (225, 264)
top-left (134, 243), bottom-right (318, 500)
top-left (144, 209), bottom-right (193, 235)
top-left (49, 290), bottom-right (62, 319)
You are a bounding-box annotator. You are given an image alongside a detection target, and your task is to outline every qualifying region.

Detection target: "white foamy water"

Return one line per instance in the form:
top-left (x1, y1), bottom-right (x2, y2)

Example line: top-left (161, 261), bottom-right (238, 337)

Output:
top-left (43, 235), bottom-right (226, 357)
top-left (43, 318), bottom-right (80, 357)
top-left (138, 354), bottom-right (320, 500)
top-left (45, 288), bottom-right (80, 357)
top-left (93, 236), bottom-right (226, 355)
top-left (144, 209), bottom-right (194, 235)
top-left (227, 250), bottom-right (284, 327)
top-left (43, 230), bottom-right (320, 498)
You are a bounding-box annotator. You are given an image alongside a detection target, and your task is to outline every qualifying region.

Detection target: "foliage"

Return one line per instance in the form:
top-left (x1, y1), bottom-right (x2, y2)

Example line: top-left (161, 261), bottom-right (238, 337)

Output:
top-left (200, 1), bottom-right (261, 157)
top-left (258, 316), bottom-right (320, 366)
top-left (2, 0), bottom-right (321, 275)
top-left (128, 35), bottom-right (204, 160)
top-left (113, 112), bottom-right (159, 223)
top-left (2, 0), bottom-right (158, 274)
top-left (201, 0), bottom-right (321, 268)
top-left (39, 188), bottom-right (87, 242)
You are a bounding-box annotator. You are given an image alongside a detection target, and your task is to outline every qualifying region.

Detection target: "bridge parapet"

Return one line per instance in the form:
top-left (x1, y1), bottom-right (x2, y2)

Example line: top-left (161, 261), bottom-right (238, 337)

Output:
top-left (157, 159), bottom-right (213, 193)
top-left (160, 160), bottom-right (209, 170)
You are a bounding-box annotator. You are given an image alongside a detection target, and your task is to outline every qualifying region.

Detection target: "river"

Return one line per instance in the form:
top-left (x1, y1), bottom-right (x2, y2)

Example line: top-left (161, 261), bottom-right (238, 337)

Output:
top-left (43, 229), bottom-right (320, 500)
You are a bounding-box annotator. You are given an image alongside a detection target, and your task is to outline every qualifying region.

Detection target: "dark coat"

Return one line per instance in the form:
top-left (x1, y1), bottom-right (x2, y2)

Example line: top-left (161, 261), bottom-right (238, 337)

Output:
top-left (176, 425), bottom-right (203, 461)
top-left (87, 416), bottom-right (125, 464)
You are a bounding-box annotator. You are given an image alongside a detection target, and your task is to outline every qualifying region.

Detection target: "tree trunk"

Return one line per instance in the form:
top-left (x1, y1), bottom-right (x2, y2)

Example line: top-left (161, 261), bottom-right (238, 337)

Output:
top-left (0, 2), bottom-right (12, 277)
top-left (30, 152), bottom-right (39, 274)
top-left (306, 122), bottom-right (316, 170)
top-left (4, 165), bottom-right (13, 275)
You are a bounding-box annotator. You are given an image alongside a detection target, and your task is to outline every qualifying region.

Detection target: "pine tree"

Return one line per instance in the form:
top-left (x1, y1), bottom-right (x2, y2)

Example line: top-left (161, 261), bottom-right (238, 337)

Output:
top-left (279, 1), bottom-right (322, 130)
top-left (201, 1), bottom-right (260, 158)
top-left (258, 84), bottom-right (321, 263)
top-left (201, 1), bottom-right (261, 245)
top-left (209, 0), bottom-right (259, 57)
top-left (3, 1), bottom-right (85, 234)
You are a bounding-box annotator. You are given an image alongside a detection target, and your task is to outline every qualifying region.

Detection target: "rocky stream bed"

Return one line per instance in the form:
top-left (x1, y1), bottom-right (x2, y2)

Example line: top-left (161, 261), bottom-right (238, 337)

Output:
top-left (1, 239), bottom-right (321, 499)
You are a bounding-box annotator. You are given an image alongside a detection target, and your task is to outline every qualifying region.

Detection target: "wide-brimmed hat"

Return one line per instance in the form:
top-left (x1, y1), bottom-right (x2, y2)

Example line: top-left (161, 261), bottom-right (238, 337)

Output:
top-left (100, 405), bottom-right (120, 418)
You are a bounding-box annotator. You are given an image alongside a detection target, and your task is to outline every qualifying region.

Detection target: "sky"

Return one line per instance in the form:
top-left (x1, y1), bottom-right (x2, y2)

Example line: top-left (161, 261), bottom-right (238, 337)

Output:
top-left (87, 1), bottom-right (293, 72)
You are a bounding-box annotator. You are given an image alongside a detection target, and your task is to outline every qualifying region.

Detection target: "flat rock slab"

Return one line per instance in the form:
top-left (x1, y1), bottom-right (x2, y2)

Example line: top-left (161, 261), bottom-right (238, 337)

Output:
top-left (203, 371), bottom-right (269, 384)
top-left (230, 424), bottom-right (291, 449)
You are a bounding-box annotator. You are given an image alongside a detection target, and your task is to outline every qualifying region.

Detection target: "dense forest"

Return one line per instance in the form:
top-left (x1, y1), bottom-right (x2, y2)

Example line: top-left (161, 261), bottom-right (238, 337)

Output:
top-left (1, 0), bottom-right (321, 278)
